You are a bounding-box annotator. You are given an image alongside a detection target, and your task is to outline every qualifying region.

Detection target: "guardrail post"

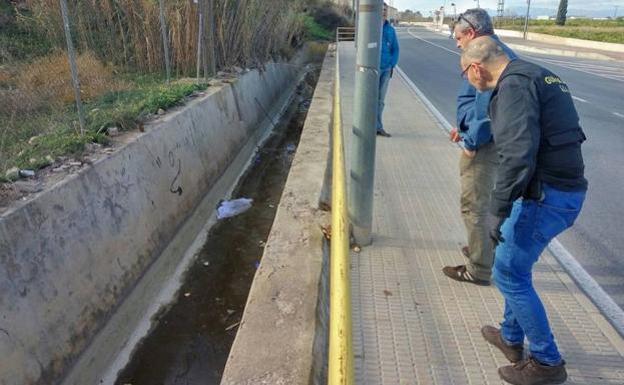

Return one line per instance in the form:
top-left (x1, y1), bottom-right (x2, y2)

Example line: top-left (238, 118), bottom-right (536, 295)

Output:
top-left (349, 0), bottom-right (382, 246)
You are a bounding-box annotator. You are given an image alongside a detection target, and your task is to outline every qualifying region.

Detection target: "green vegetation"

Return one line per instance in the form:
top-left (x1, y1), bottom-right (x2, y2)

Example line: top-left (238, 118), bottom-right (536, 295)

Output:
top-left (87, 80), bottom-right (206, 132)
top-left (0, 3), bottom-right (51, 64)
top-left (501, 18), bottom-right (624, 28)
top-left (1, 80), bottom-right (206, 178)
top-left (302, 14), bottom-right (333, 41)
top-left (498, 19), bottom-right (624, 44)
top-left (556, 0), bottom-right (568, 26)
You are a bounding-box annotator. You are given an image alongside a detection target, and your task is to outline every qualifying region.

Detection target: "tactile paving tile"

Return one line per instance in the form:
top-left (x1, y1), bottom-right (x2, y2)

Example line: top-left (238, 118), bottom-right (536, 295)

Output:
top-left (339, 42), bottom-right (624, 385)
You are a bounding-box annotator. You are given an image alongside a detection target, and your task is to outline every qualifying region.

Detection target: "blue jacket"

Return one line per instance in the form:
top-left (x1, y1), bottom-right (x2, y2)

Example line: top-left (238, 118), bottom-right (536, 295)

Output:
top-left (456, 35), bottom-right (517, 150)
top-left (380, 20), bottom-right (399, 71)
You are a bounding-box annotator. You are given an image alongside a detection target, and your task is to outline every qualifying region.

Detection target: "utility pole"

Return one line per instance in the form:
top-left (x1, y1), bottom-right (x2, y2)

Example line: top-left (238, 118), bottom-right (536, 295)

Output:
top-left (523, 0), bottom-right (531, 40)
top-left (59, 0), bottom-right (85, 135)
top-left (158, 0), bottom-right (171, 83)
top-left (349, 0), bottom-right (383, 246)
top-left (196, 0), bottom-right (204, 83)
top-left (497, 0), bottom-right (505, 27)
top-left (206, 0), bottom-right (216, 77)
top-left (474, 0), bottom-right (480, 8)
top-left (439, 6), bottom-right (445, 29)
top-left (451, 3), bottom-right (457, 19)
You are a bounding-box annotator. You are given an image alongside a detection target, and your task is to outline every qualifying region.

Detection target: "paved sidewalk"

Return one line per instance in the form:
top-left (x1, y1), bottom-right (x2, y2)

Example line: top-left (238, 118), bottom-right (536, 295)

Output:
top-left (338, 42), bottom-right (624, 385)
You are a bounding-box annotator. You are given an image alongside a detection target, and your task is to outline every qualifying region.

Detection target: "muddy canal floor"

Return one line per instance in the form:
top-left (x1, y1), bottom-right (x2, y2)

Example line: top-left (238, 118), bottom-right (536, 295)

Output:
top-left (115, 70), bottom-right (319, 385)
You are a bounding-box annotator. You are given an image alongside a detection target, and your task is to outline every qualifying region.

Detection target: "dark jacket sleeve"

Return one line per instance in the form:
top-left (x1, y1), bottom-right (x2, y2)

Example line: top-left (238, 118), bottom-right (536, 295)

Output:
top-left (490, 76), bottom-right (541, 218)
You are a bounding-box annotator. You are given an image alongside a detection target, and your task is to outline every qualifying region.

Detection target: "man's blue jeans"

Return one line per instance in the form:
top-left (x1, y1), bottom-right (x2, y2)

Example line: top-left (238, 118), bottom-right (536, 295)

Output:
top-left (492, 183), bottom-right (586, 365)
top-left (377, 68), bottom-right (391, 132)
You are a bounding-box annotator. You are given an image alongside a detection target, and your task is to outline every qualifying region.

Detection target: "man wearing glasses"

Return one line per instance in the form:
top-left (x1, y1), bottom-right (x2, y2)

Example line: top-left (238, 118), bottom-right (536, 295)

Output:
top-left (461, 35), bottom-right (587, 385)
top-left (442, 8), bottom-right (516, 286)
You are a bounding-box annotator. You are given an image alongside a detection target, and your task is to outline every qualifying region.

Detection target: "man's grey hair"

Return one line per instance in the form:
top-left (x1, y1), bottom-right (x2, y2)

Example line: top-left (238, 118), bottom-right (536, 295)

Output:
top-left (456, 8), bottom-right (494, 35)
top-left (461, 36), bottom-right (506, 65)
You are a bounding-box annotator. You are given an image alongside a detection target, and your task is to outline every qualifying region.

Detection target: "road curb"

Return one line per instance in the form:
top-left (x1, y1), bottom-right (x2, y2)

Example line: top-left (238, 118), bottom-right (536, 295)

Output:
top-left (505, 43), bottom-right (615, 61)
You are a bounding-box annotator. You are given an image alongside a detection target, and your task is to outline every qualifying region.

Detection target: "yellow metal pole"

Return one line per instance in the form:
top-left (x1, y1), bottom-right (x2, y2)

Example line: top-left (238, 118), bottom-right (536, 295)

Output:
top-left (328, 44), bottom-right (354, 385)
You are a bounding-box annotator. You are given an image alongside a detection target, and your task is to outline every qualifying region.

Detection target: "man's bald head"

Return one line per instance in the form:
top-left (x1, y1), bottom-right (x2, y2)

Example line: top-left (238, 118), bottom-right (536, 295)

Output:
top-left (461, 36), bottom-right (506, 67)
top-left (460, 36), bottom-right (510, 91)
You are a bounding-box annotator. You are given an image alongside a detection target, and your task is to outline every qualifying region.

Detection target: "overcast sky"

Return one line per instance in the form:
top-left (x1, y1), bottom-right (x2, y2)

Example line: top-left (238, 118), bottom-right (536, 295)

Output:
top-left (391, 0), bottom-right (623, 14)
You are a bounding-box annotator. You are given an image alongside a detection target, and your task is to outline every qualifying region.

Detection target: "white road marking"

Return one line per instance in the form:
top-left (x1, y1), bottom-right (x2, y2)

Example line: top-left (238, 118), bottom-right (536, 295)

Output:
top-left (549, 240), bottom-right (624, 337)
top-left (397, 63), bottom-right (624, 338)
top-left (531, 57), bottom-right (624, 72)
top-left (614, 112), bottom-right (624, 119)
top-left (407, 27), bottom-right (460, 56)
top-left (526, 55), bottom-right (624, 82)
top-left (572, 96), bottom-right (589, 103)
top-left (408, 27), bottom-right (624, 83)
top-left (395, 66), bottom-right (453, 133)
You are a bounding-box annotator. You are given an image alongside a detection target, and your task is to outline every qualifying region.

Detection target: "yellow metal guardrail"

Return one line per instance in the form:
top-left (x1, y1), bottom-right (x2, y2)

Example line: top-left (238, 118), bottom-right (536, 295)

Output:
top-left (328, 41), bottom-right (354, 385)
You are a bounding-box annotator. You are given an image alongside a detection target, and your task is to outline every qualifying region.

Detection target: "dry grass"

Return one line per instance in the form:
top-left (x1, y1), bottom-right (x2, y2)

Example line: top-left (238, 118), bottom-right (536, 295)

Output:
top-left (21, 0), bottom-right (308, 75)
top-left (0, 51), bottom-right (128, 116)
top-left (0, 0), bottom-right (339, 178)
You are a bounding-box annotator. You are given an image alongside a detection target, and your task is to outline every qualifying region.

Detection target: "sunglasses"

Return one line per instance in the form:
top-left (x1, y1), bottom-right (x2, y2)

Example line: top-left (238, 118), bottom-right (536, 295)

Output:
top-left (457, 14), bottom-right (478, 32)
top-left (460, 62), bottom-right (479, 78)
top-left (460, 64), bottom-right (471, 78)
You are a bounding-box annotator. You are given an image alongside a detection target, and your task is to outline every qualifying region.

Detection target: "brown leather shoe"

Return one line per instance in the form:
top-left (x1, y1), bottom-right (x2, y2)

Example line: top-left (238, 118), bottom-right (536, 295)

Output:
top-left (461, 246), bottom-right (470, 259)
top-left (481, 325), bottom-right (524, 363)
top-left (498, 357), bottom-right (567, 385)
top-left (442, 265), bottom-right (490, 286)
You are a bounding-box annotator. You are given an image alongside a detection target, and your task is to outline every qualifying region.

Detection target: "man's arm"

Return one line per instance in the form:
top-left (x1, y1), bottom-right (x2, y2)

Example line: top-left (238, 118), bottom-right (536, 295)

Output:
top-left (457, 79), bottom-right (476, 129)
top-left (390, 27), bottom-right (399, 68)
top-left (490, 77), bottom-right (541, 218)
top-left (456, 79), bottom-right (482, 151)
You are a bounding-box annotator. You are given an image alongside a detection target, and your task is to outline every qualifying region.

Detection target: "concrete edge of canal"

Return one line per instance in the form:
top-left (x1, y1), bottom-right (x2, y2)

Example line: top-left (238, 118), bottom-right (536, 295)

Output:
top-left (219, 45), bottom-right (336, 385)
top-left (0, 43), bottom-right (326, 385)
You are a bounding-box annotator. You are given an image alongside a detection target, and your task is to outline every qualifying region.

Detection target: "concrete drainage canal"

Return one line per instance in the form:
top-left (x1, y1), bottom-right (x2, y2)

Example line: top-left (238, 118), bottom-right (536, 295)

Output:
top-left (114, 68), bottom-right (320, 385)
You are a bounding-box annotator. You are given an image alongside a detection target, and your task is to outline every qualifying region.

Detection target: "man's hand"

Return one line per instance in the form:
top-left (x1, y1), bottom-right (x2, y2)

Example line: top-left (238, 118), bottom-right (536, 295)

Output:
top-left (449, 127), bottom-right (461, 143)
top-left (463, 148), bottom-right (476, 158)
top-left (489, 215), bottom-right (507, 246)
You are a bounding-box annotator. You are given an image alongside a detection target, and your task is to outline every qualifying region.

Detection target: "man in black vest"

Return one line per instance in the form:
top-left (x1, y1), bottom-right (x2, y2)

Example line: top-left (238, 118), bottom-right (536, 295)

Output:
top-left (460, 37), bottom-right (588, 385)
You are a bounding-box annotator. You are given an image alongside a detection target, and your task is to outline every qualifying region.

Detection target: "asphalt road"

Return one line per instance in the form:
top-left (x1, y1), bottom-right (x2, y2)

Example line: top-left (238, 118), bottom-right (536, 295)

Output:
top-left (396, 26), bottom-right (624, 309)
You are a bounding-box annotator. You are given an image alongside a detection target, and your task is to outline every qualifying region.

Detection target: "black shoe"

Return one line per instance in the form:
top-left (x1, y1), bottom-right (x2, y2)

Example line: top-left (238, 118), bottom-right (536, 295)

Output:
top-left (498, 357), bottom-right (567, 385)
top-left (442, 265), bottom-right (490, 286)
top-left (376, 130), bottom-right (391, 137)
top-left (481, 325), bottom-right (524, 363)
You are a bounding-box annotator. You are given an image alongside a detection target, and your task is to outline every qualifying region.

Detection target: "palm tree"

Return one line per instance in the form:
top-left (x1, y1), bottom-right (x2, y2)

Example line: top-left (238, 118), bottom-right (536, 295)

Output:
top-left (556, 0), bottom-right (568, 26)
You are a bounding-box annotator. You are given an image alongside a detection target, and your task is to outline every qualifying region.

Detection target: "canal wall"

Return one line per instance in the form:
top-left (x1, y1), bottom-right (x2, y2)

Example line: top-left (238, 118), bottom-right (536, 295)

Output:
top-left (0, 47), bottom-right (319, 385)
top-left (220, 45), bottom-right (335, 385)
